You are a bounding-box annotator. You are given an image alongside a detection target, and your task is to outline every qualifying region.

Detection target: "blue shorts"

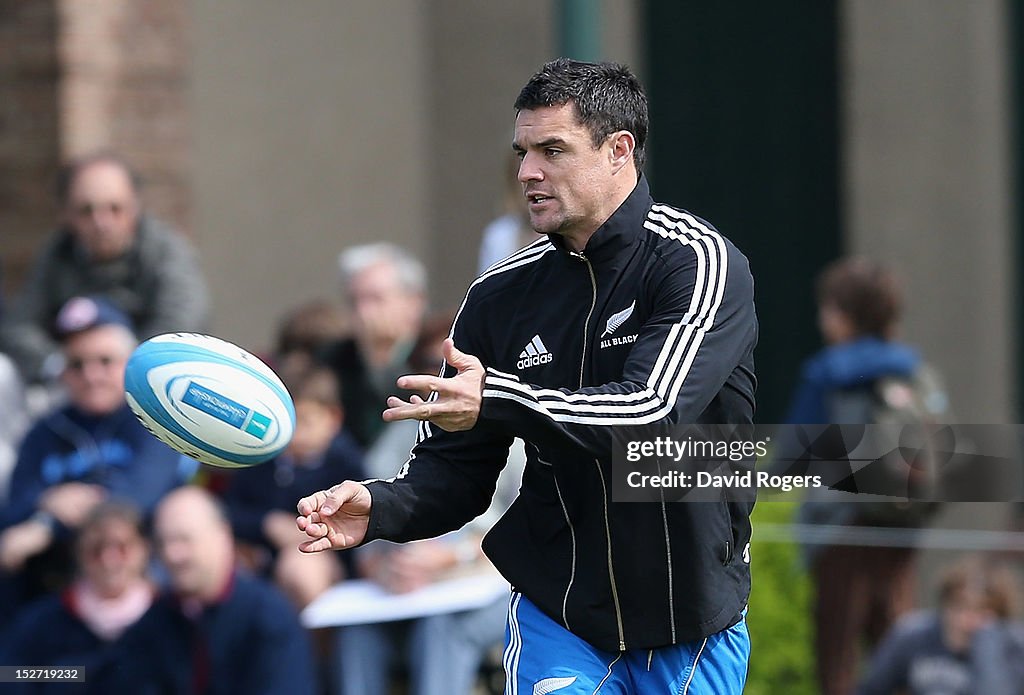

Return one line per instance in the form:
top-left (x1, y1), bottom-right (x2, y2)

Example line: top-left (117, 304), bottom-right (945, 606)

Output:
top-left (503, 592), bottom-right (750, 694)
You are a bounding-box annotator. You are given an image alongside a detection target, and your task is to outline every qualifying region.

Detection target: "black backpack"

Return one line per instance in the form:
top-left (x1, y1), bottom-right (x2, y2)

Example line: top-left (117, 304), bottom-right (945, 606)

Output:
top-left (825, 366), bottom-right (949, 527)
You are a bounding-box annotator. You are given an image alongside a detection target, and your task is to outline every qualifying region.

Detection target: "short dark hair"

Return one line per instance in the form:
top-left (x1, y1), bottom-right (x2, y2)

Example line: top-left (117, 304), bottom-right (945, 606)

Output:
top-left (816, 257), bottom-right (903, 338)
top-left (280, 365), bottom-right (342, 410)
top-left (56, 151), bottom-right (143, 204)
top-left (515, 58), bottom-right (648, 171)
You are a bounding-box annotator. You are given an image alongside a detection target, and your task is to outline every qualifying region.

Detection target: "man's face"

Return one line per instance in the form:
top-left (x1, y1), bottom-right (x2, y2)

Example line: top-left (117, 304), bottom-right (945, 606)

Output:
top-left (64, 161), bottom-right (140, 261)
top-left (78, 517), bottom-right (148, 599)
top-left (61, 326), bottom-right (132, 415)
top-left (347, 261), bottom-right (423, 347)
top-left (154, 498), bottom-right (231, 599)
top-left (513, 103), bottom-right (617, 240)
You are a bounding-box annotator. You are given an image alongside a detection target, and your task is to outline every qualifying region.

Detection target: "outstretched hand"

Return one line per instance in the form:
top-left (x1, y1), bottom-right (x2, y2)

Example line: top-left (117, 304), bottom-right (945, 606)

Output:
top-left (382, 339), bottom-right (485, 432)
top-left (295, 481), bottom-right (372, 553)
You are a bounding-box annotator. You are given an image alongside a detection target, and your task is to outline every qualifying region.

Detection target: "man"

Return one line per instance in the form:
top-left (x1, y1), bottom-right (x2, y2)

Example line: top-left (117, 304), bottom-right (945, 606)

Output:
top-left (298, 59), bottom-right (758, 693)
top-left (0, 502), bottom-right (155, 694)
top-left (320, 242), bottom-right (426, 448)
top-left (0, 296), bottom-right (187, 619)
top-left (117, 486), bottom-right (316, 695)
top-left (0, 152), bottom-right (209, 384)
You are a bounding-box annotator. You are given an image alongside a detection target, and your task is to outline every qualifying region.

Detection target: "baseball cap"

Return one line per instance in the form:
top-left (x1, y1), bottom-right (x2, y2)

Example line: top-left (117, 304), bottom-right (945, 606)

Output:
top-left (54, 296), bottom-right (134, 340)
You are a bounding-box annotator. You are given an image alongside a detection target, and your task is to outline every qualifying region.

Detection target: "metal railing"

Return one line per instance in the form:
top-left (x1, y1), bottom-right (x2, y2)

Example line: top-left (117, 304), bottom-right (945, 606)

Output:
top-left (754, 523), bottom-right (1024, 552)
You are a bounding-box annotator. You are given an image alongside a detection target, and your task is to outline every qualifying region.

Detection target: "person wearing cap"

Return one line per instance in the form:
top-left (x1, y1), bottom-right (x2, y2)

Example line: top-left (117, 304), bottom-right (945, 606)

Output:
top-left (0, 151), bottom-right (209, 385)
top-left (0, 296), bottom-right (190, 623)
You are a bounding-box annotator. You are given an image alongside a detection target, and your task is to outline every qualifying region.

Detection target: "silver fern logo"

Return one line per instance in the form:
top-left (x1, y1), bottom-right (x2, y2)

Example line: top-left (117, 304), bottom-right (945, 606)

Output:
top-left (533, 676), bottom-right (578, 694)
top-left (601, 300), bottom-right (635, 337)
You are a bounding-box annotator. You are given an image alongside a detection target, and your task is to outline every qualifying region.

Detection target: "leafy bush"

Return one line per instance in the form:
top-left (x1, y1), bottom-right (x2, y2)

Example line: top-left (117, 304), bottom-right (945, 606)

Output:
top-left (744, 501), bottom-right (817, 695)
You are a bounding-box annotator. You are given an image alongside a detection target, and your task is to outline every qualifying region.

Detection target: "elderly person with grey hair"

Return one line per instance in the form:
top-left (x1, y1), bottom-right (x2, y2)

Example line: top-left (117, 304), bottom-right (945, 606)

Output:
top-left (319, 243), bottom-right (427, 448)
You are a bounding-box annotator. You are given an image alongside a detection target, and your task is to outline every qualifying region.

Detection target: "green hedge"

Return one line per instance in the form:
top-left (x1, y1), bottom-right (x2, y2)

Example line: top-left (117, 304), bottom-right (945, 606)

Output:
top-left (745, 501), bottom-right (817, 695)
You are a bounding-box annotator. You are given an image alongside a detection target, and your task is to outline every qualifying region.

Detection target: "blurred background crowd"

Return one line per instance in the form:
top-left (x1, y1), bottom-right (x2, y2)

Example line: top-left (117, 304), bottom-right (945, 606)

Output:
top-left (2, 1), bottom-right (1024, 693)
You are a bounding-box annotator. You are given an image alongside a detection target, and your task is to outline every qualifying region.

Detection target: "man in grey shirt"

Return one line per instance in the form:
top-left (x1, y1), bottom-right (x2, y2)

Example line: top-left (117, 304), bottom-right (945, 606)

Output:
top-left (0, 152), bottom-right (209, 384)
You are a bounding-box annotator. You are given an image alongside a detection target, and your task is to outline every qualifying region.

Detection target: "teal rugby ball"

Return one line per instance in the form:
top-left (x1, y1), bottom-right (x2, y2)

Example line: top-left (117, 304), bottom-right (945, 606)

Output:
top-left (125, 333), bottom-right (295, 468)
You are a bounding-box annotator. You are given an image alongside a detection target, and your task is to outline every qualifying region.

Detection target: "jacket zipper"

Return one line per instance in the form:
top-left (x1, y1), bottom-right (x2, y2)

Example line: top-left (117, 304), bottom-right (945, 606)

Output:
top-left (552, 473), bottom-right (577, 630)
top-left (573, 251), bottom-right (598, 387)
top-left (595, 459), bottom-right (626, 651)
top-left (659, 466), bottom-right (677, 643)
top-left (574, 251), bottom-right (627, 651)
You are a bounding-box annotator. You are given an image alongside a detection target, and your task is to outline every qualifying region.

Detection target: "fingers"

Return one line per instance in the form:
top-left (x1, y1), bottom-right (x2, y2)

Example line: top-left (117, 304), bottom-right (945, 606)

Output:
top-left (442, 338), bottom-right (469, 370)
top-left (395, 374), bottom-right (437, 392)
top-left (296, 484), bottom-right (355, 520)
top-left (317, 483), bottom-right (362, 516)
top-left (384, 395), bottom-right (425, 409)
top-left (383, 395), bottom-right (434, 423)
top-left (294, 510), bottom-right (336, 554)
top-left (296, 490), bottom-right (328, 517)
top-left (298, 537), bottom-right (335, 554)
top-left (309, 481), bottom-right (372, 517)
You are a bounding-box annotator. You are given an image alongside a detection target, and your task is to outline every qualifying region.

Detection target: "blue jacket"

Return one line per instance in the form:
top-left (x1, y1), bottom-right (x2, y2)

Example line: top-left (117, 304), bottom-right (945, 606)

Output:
top-left (114, 572), bottom-right (316, 695)
top-left (0, 590), bottom-right (136, 694)
top-left (784, 336), bottom-right (920, 425)
top-left (2, 403), bottom-right (189, 530)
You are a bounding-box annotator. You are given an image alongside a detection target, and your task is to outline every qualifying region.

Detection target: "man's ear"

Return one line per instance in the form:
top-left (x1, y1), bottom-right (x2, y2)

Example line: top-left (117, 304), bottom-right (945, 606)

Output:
top-left (608, 131), bottom-right (636, 173)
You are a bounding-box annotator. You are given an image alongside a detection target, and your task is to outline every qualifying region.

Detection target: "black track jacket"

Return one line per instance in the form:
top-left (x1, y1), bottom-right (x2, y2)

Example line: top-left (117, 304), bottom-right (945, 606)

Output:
top-left (364, 177), bottom-right (758, 652)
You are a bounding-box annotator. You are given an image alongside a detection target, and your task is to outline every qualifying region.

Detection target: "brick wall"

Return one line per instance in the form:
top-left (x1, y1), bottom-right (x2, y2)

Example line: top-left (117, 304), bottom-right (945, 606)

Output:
top-left (59, 0), bottom-right (191, 233)
top-left (0, 0), bottom-right (191, 297)
top-left (0, 1), bottom-right (61, 298)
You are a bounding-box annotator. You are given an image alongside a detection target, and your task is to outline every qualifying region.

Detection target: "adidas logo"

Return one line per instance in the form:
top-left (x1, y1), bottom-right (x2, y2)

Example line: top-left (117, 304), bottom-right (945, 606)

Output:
top-left (517, 335), bottom-right (553, 369)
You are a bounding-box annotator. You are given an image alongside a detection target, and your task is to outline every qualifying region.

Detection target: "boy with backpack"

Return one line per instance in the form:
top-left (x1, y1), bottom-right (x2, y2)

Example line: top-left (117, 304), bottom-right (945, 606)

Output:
top-left (783, 257), bottom-right (949, 695)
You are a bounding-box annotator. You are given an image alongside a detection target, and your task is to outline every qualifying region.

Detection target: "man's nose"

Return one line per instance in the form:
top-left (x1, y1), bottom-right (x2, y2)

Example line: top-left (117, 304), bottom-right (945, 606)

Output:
top-left (518, 153), bottom-right (543, 183)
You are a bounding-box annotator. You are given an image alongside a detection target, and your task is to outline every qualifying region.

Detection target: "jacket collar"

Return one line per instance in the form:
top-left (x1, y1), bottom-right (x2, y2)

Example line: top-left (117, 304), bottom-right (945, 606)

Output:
top-left (547, 175), bottom-right (652, 264)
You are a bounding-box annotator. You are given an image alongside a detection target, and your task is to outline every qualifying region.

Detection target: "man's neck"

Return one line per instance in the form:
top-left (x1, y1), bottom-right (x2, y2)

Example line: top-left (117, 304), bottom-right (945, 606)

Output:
top-left (560, 172), bottom-right (638, 253)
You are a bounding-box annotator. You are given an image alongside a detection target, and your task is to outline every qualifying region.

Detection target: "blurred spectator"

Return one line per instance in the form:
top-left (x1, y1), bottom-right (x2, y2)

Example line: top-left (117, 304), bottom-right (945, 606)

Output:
top-left (334, 310), bottom-right (523, 695)
top-left (477, 151), bottom-right (537, 273)
top-left (0, 151), bottom-right (209, 386)
top-left (271, 299), bottom-right (348, 377)
top-left (858, 555), bottom-right (1024, 695)
top-left (361, 310), bottom-right (457, 480)
top-left (320, 243), bottom-right (426, 448)
top-left (0, 296), bottom-right (189, 621)
top-left (116, 486), bottom-right (316, 695)
top-left (0, 351), bottom-right (28, 503)
top-left (782, 257), bottom-right (945, 695)
top-left (224, 365), bottom-right (363, 608)
top-left (0, 501), bottom-right (154, 694)
top-left (0, 258), bottom-right (30, 505)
